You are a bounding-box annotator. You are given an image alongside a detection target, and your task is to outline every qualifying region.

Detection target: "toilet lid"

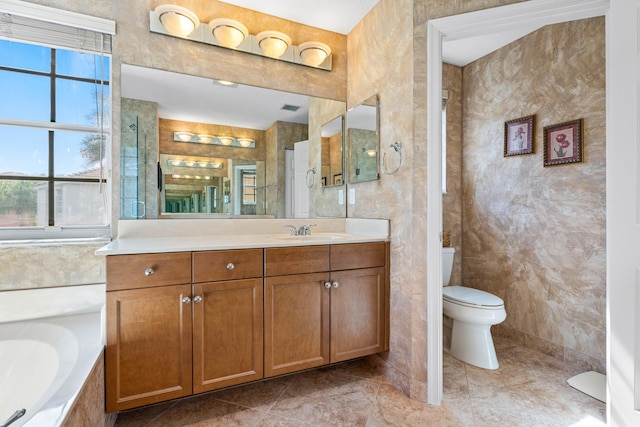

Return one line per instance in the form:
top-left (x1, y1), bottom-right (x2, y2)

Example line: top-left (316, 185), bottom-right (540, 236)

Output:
top-left (443, 286), bottom-right (504, 308)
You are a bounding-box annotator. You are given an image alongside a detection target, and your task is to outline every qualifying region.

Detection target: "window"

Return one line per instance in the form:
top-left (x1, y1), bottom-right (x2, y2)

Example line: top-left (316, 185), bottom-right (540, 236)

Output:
top-left (0, 6), bottom-right (114, 240)
top-left (242, 170), bottom-right (257, 205)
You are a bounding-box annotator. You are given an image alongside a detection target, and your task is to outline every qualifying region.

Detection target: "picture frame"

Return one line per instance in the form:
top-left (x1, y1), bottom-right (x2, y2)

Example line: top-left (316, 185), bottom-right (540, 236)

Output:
top-left (504, 115), bottom-right (534, 156)
top-left (333, 173), bottom-right (342, 185)
top-left (543, 118), bottom-right (583, 166)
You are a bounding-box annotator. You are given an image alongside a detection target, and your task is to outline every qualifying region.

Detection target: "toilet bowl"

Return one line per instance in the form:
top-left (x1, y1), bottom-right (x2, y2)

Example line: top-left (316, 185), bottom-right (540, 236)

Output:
top-left (442, 247), bottom-right (506, 370)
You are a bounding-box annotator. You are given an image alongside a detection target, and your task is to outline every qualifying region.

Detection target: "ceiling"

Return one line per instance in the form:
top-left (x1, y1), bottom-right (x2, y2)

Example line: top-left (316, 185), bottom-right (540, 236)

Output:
top-left (219, 0), bottom-right (380, 35)
top-left (121, 64), bottom-right (310, 130)
top-left (220, 0), bottom-right (528, 66)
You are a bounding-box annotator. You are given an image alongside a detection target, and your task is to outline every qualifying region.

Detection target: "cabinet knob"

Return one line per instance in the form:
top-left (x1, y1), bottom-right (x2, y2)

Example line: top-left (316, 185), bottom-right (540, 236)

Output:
top-left (193, 296), bottom-right (202, 303)
top-left (144, 268), bottom-right (154, 276)
top-left (227, 262), bottom-right (235, 270)
top-left (182, 296), bottom-right (191, 304)
top-left (332, 281), bottom-right (339, 289)
top-left (324, 282), bottom-right (332, 289)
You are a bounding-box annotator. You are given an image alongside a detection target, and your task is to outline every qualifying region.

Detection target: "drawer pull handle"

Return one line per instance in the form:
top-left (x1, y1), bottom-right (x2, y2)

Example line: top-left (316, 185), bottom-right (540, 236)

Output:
top-left (144, 268), bottom-right (154, 276)
top-left (193, 296), bottom-right (203, 303)
top-left (324, 282), bottom-right (331, 289)
top-left (332, 281), bottom-right (339, 289)
top-left (227, 263), bottom-right (235, 270)
top-left (182, 297), bottom-right (191, 304)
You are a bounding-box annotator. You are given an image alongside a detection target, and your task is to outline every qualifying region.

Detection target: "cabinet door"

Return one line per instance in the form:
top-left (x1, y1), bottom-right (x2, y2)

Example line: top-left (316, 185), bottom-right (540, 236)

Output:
top-left (330, 267), bottom-right (386, 363)
top-left (105, 284), bottom-right (192, 412)
top-left (193, 279), bottom-right (263, 393)
top-left (264, 272), bottom-right (330, 377)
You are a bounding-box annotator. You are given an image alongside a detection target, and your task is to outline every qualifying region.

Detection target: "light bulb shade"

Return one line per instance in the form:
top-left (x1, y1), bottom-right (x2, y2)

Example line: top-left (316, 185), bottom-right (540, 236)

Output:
top-left (298, 41), bottom-right (331, 67)
top-left (218, 136), bottom-right (234, 146)
top-left (237, 138), bottom-right (254, 147)
top-left (197, 134), bottom-right (214, 143)
top-left (175, 131), bottom-right (194, 142)
top-left (256, 31), bottom-right (291, 58)
top-left (155, 5), bottom-right (199, 38)
top-left (208, 18), bottom-right (248, 48)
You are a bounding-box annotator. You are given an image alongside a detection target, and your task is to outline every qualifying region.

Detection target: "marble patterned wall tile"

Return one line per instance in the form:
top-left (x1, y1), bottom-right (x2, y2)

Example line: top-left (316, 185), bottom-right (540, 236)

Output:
top-left (461, 18), bottom-right (606, 361)
top-left (0, 243), bottom-right (106, 291)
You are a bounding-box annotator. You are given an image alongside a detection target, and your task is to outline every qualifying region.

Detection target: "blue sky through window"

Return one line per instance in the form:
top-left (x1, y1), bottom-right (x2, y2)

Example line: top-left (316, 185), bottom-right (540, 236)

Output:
top-left (0, 39), bottom-right (110, 176)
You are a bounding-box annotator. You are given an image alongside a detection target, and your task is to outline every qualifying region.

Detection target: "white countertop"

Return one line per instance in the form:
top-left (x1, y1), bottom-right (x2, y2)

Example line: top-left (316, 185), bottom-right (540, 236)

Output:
top-left (96, 218), bottom-right (389, 256)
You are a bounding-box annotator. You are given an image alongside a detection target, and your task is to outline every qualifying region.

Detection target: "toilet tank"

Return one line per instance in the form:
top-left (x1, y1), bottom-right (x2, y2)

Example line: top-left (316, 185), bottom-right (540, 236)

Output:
top-left (442, 247), bottom-right (455, 286)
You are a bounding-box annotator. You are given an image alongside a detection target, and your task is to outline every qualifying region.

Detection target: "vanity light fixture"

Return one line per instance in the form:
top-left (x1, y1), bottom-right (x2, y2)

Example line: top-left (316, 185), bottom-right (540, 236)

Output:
top-left (173, 132), bottom-right (256, 148)
top-left (256, 31), bottom-right (291, 58)
top-left (167, 159), bottom-right (223, 169)
top-left (150, 9), bottom-right (332, 70)
top-left (171, 174), bottom-right (212, 180)
top-left (208, 18), bottom-right (248, 48)
top-left (154, 5), bottom-right (199, 38)
top-left (298, 41), bottom-right (331, 67)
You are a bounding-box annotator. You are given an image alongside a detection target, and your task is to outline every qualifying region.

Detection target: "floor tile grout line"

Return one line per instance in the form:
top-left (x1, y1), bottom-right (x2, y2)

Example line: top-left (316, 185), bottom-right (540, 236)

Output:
top-left (138, 399), bottom-right (180, 427)
top-left (363, 380), bottom-right (383, 427)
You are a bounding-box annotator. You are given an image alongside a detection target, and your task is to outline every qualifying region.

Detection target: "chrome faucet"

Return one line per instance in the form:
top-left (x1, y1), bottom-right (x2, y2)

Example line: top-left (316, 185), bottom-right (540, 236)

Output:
top-left (284, 224), bottom-right (317, 236)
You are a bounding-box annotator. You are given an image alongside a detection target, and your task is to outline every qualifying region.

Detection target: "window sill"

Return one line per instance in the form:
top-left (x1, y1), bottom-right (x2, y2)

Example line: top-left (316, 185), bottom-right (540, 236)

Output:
top-left (0, 236), bottom-right (111, 248)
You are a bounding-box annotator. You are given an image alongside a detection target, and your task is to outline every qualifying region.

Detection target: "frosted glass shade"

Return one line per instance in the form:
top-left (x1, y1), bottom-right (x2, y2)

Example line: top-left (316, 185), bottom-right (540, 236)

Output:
top-left (237, 138), bottom-right (254, 147)
top-left (175, 131), bottom-right (194, 142)
top-left (256, 31), bottom-right (291, 58)
top-left (298, 41), bottom-right (331, 67)
top-left (208, 18), bottom-right (248, 48)
top-left (218, 137), bottom-right (234, 146)
top-left (155, 5), bottom-right (199, 38)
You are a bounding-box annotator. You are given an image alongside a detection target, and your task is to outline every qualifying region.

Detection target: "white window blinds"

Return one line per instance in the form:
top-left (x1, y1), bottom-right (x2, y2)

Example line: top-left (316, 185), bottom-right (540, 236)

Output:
top-left (0, 0), bottom-right (114, 54)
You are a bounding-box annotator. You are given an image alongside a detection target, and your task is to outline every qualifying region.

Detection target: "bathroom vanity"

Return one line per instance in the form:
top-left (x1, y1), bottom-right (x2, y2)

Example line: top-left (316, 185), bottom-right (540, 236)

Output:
top-left (97, 219), bottom-right (389, 412)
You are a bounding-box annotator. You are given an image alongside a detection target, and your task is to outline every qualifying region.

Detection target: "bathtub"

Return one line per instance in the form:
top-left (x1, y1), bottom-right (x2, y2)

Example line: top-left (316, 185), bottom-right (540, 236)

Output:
top-left (0, 284), bottom-right (105, 427)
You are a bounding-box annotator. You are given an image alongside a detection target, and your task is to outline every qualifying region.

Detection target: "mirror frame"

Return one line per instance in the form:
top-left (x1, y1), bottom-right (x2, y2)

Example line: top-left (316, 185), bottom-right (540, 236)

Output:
top-left (347, 95), bottom-right (379, 184)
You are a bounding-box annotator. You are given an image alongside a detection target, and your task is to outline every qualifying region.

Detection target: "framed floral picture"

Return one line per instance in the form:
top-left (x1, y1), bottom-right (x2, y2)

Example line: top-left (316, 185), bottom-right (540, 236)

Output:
top-left (543, 119), bottom-right (583, 166)
top-left (504, 115), bottom-right (534, 156)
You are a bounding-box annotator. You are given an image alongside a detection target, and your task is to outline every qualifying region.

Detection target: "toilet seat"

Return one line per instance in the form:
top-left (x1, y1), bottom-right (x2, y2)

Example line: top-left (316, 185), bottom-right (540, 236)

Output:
top-left (443, 286), bottom-right (504, 309)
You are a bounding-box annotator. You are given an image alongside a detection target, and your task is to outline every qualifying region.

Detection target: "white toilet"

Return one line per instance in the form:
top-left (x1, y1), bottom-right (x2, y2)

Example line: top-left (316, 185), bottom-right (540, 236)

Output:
top-left (442, 247), bottom-right (506, 370)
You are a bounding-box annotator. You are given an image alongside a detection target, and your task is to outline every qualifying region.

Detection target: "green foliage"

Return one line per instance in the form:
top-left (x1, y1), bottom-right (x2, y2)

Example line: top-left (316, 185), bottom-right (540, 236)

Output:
top-left (0, 180), bottom-right (38, 219)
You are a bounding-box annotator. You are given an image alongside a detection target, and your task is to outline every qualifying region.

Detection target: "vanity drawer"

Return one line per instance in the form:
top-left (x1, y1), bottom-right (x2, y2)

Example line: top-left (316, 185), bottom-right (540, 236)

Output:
top-left (265, 245), bottom-right (330, 277)
top-left (331, 242), bottom-right (386, 271)
top-left (106, 252), bottom-right (192, 291)
top-left (193, 249), bottom-right (263, 282)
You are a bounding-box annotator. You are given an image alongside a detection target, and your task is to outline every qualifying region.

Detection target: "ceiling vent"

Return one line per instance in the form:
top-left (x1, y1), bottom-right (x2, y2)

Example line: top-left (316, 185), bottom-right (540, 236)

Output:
top-left (280, 104), bottom-right (301, 112)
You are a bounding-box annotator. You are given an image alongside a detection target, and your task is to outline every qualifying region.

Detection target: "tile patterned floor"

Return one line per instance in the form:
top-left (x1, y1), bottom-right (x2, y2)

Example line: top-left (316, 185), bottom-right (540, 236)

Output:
top-left (115, 336), bottom-right (606, 426)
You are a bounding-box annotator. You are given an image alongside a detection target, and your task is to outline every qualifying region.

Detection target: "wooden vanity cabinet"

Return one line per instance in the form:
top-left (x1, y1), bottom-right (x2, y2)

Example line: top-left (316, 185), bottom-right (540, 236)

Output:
top-left (192, 249), bottom-right (263, 393)
top-left (105, 253), bottom-right (192, 412)
top-left (264, 246), bottom-right (331, 377)
top-left (105, 241), bottom-right (389, 412)
top-left (263, 242), bottom-right (389, 377)
top-left (329, 242), bottom-right (388, 363)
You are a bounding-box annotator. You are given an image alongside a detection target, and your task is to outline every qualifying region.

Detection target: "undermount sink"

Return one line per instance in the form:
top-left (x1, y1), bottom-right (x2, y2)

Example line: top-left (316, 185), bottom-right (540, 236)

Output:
top-left (278, 233), bottom-right (349, 241)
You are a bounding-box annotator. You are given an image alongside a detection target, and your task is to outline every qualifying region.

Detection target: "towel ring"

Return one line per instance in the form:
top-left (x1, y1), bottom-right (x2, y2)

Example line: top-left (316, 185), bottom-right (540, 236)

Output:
top-left (306, 167), bottom-right (316, 188)
top-left (382, 141), bottom-right (403, 175)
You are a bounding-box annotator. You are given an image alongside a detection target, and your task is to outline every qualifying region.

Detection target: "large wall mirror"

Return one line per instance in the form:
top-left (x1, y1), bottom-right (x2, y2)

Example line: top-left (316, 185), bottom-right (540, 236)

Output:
top-left (120, 64), bottom-right (345, 219)
top-left (347, 95), bottom-right (379, 184)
